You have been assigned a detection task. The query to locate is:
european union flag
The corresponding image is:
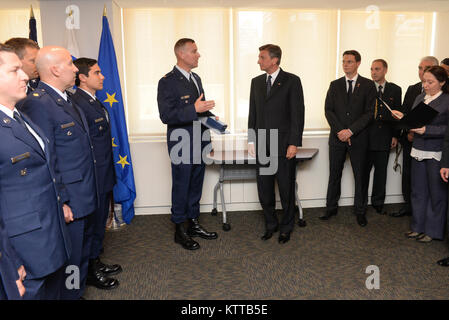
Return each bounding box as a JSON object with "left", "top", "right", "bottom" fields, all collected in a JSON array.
[
  {"left": 29, "top": 5, "right": 37, "bottom": 43},
  {"left": 97, "top": 14, "right": 136, "bottom": 224}
]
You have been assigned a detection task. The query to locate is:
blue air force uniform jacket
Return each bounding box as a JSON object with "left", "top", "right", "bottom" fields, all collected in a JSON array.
[
  {"left": 71, "top": 89, "right": 115, "bottom": 195},
  {"left": 0, "top": 110, "right": 71, "bottom": 280},
  {"left": 19, "top": 82, "right": 99, "bottom": 219},
  {"left": 157, "top": 66, "right": 214, "bottom": 161}
]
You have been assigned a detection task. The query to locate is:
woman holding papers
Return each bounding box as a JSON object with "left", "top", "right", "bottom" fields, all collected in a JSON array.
[{"left": 404, "top": 66, "right": 449, "bottom": 243}]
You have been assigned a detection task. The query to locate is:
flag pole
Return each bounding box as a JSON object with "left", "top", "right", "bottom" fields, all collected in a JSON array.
[{"left": 30, "top": 5, "right": 35, "bottom": 19}]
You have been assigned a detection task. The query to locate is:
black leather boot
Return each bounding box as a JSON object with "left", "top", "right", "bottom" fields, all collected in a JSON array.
[
  {"left": 175, "top": 222, "right": 200, "bottom": 250},
  {"left": 187, "top": 218, "right": 218, "bottom": 240}
]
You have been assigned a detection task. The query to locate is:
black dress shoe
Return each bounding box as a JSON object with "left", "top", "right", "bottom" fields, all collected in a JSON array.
[
  {"left": 261, "top": 231, "right": 274, "bottom": 241},
  {"left": 187, "top": 218, "right": 218, "bottom": 240},
  {"left": 175, "top": 223, "right": 200, "bottom": 250},
  {"left": 86, "top": 269, "right": 119, "bottom": 290},
  {"left": 356, "top": 215, "right": 367, "bottom": 227},
  {"left": 91, "top": 258, "right": 122, "bottom": 276},
  {"left": 389, "top": 208, "right": 411, "bottom": 217},
  {"left": 437, "top": 256, "right": 449, "bottom": 267},
  {"left": 372, "top": 205, "right": 386, "bottom": 215},
  {"left": 319, "top": 209, "right": 337, "bottom": 220},
  {"left": 278, "top": 232, "right": 290, "bottom": 244}
]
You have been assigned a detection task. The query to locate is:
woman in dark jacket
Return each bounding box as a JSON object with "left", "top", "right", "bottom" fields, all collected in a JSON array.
[{"left": 405, "top": 66, "right": 449, "bottom": 243}]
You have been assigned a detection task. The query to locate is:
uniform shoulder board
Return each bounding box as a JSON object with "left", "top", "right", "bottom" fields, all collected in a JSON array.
[
  {"left": 30, "top": 89, "right": 46, "bottom": 98},
  {"left": 164, "top": 71, "right": 175, "bottom": 78}
]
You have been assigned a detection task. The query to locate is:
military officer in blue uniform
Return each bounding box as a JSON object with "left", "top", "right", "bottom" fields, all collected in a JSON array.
[
  {"left": 4, "top": 38, "right": 40, "bottom": 95},
  {"left": 0, "top": 44, "right": 71, "bottom": 299},
  {"left": 158, "top": 38, "right": 218, "bottom": 250},
  {"left": 19, "top": 46, "right": 98, "bottom": 300},
  {"left": 72, "top": 57, "right": 120, "bottom": 290}
]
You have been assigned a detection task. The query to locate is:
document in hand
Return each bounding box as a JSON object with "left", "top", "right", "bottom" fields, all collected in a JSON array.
[
  {"left": 199, "top": 116, "right": 229, "bottom": 134},
  {"left": 398, "top": 101, "right": 439, "bottom": 129}
]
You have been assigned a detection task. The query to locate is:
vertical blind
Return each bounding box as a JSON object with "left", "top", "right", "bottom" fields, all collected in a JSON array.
[{"left": 122, "top": 8, "right": 434, "bottom": 135}]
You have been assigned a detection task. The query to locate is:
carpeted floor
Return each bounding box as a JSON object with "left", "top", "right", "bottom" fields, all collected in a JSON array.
[{"left": 84, "top": 204, "right": 449, "bottom": 300}]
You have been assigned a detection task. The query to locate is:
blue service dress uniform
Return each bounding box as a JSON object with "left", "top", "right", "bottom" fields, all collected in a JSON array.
[
  {"left": 0, "top": 218, "right": 21, "bottom": 300},
  {"left": 71, "top": 88, "right": 115, "bottom": 260},
  {"left": 19, "top": 82, "right": 98, "bottom": 300},
  {"left": 157, "top": 66, "right": 214, "bottom": 224},
  {"left": 0, "top": 109, "right": 71, "bottom": 299}
]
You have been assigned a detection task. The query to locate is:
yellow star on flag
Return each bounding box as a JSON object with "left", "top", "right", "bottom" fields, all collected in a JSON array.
[
  {"left": 112, "top": 137, "right": 118, "bottom": 147},
  {"left": 104, "top": 92, "right": 118, "bottom": 107},
  {"left": 117, "top": 154, "right": 130, "bottom": 169}
]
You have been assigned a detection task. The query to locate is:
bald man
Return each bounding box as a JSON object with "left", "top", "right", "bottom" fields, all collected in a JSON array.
[{"left": 19, "top": 46, "right": 101, "bottom": 299}]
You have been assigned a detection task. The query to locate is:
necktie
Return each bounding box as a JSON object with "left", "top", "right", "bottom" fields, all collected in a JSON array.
[
  {"left": 267, "top": 75, "right": 272, "bottom": 96},
  {"left": 13, "top": 111, "right": 43, "bottom": 151},
  {"left": 189, "top": 74, "right": 199, "bottom": 100},
  {"left": 66, "top": 95, "right": 84, "bottom": 128},
  {"left": 347, "top": 80, "right": 353, "bottom": 101},
  {"left": 378, "top": 85, "right": 383, "bottom": 100},
  {"left": 96, "top": 99, "right": 110, "bottom": 123}
]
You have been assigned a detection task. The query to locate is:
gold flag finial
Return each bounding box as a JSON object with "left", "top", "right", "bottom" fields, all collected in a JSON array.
[
  {"left": 30, "top": 5, "right": 35, "bottom": 18},
  {"left": 103, "top": 5, "right": 107, "bottom": 17}
]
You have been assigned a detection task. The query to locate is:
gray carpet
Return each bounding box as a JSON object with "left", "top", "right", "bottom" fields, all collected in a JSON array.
[{"left": 84, "top": 204, "right": 449, "bottom": 300}]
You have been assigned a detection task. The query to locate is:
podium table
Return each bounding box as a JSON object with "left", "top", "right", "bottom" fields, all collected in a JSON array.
[{"left": 206, "top": 148, "right": 318, "bottom": 231}]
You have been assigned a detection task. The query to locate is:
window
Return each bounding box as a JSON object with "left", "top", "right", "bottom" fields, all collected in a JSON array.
[
  {"left": 123, "top": 7, "right": 436, "bottom": 136},
  {"left": 0, "top": 9, "right": 42, "bottom": 45}
]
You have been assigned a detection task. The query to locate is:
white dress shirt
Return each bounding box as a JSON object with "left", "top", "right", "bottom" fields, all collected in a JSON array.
[
  {"left": 0, "top": 104, "right": 45, "bottom": 151},
  {"left": 176, "top": 65, "right": 200, "bottom": 94}
]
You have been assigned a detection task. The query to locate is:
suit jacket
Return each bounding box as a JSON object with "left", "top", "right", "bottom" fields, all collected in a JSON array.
[
  {"left": 248, "top": 68, "right": 305, "bottom": 155},
  {"left": 325, "top": 75, "right": 377, "bottom": 147},
  {"left": 157, "top": 66, "right": 214, "bottom": 162},
  {"left": 0, "top": 218, "right": 20, "bottom": 299},
  {"left": 0, "top": 109, "right": 71, "bottom": 280},
  {"left": 71, "top": 89, "right": 115, "bottom": 195},
  {"left": 19, "top": 82, "right": 99, "bottom": 219},
  {"left": 368, "top": 81, "right": 402, "bottom": 151},
  {"left": 411, "top": 92, "right": 449, "bottom": 153}
]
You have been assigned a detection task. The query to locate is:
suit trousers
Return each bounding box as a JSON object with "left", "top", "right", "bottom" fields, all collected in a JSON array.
[
  {"left": 170, "top": 162, "right": 205, "bottom": 224},
  {"left": 90, "top": 191, "right": 112, "bottom": 260},
  {"left": 256, "top": 156, "right": 296, "bottom": 234},
  {"left": 366, "top": 150, "right": 390, "bottom": 207},
  {"left": 401, "top": 139, "right": 412, "bottom": 211},
  {"left": 326, "top": 143, "right": 368, "bottom": 215},
  {"left": 23, "top": 265, "right": 65, "bottom": 300},
  {"left": 61, "top": 212, "right": 95, "bottom": 300},
  {"left": 410, "top": 158, "right": 448, "bottom": 240}
]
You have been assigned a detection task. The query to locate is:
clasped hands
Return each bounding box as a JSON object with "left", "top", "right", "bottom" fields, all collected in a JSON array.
[
  {"left": 247, "top": 144, "right": 297, "bottom": 159},
  {"left": 337, "top": 129, "right": 353, "bottom": 145}
]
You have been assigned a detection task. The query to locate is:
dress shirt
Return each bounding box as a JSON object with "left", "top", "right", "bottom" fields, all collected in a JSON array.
[
  {"left": 0, "top": 104, "right": 45, "bottom": 151},
  {"left": 345, "top": 74, "right": 359, "bottom": 93},
  {"left": 266, "top": 67, "right": 280, "bottom": 86},
  {"left": 41, "top": 81, "right": 68, "bottom": 101},
  {"left": 175, "top": 65, "right": 200, "bottom": 94}
]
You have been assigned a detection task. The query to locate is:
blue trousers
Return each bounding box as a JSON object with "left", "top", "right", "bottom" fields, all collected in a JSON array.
[
  {"left": 170, "top": 163, "right": 205, "bottom": 224},
  {"left": 411, "top": 158, "right": 448, "bottom": 240},
  {"left": 90, "top": 192, "right": 111, "bottom": 260}
]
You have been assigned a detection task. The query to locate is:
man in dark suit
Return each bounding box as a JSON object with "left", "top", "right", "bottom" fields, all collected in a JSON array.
[
  {"left": 365, "top": 59, "right": 402, "bottom": 215},
  {"left": 391, "top": 56, "right": 439, "bottom": 218},
  {"left": 321, "top": 50, "right": 376, "bottom": 227},
  {"left": 20, "top": 46, "right": 98, "bottom": 300},
  {"left": 72, "top": 58, "right": 120, "bottom": 290},
  {"left": 0, "top": 44, "right": 71, "bottom": 299},
  {"left": 158, "top": 38, "right": 218, "bottom": 251},
  {"left": 247, "top": 44, "right": 304, "bottom": 244},
  {"left": 4, "top": 38, "right": 40, "bottom": 94}
]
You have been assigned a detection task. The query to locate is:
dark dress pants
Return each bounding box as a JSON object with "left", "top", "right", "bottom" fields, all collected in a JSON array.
[
  {"left": 61, "top": 212, "right": 95, "bottom": 300},
  {"left": 171, "top": 162, "right": 206, "bottom": 224},
  {"left": 326, "top": 143, "right": 368, "bottom": 215},
  {"left": 90, "top": 191, "right": 111, "bottom": 260},
  {"left": 257, "top": 156, "right": 296, "bottom": 234},
  {"left": 401, "top": 139, "right": 412, "bottom": 211},
  {"left": 366, "top": 150, "right": 390, "bottom": 208},
  {"left": 410, "top": 158, "right": 448, "bottom": 240},
  {"left": 23, "top": 265, "right": 65, "bottom": 300}
]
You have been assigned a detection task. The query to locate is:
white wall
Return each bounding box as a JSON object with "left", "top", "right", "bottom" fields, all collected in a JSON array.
[{"left": 36, "top": 0, "right": 405, "bottom": 216}]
